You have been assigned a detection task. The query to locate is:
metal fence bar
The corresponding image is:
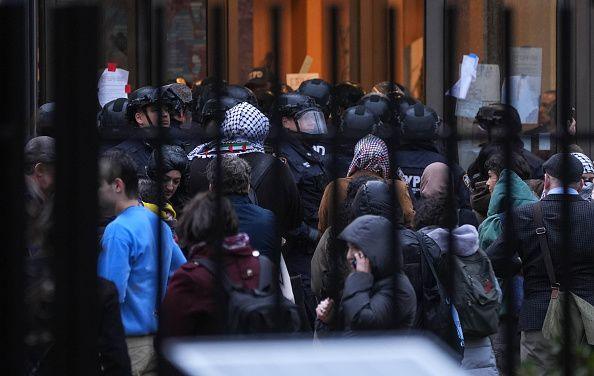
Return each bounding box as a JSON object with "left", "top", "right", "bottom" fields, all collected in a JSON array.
[
  {"left": 557, "top": 2, "right": 573, "bottom": 374},
  {"left": 52, "top": 5, "right": 99, "bottom": 374},
  {"left": 502, "top": 8, "right": 518, "bottom": 375},
  {"left": 153, "top": 5, "right": 166, "bottom": 372},
  {"left": 0, "top": 5, "right": 26, "bottom": 375}
]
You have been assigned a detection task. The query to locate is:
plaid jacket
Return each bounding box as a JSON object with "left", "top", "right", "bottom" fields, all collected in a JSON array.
[{"left": 487, "top": 194, "right": 594, "bottom": 331}]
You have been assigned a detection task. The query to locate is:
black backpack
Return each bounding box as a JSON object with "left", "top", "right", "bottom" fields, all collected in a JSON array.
[
  {"left": 410, "top": 231, "right": 464, "bottom": 357},
  {"left": 198, "top": 257, "right": 302, "bottom": 334},
  {"left": 449, "top": 249, "right": 501, "bottom": 338}
]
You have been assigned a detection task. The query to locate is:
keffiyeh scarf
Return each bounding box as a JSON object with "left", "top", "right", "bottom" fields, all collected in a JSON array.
[
  {"left": 347, "top": 134, "right": 390, "bottom": 178},
  {"left": 188, "top": 102, "right": 270, "bottom": 160}
]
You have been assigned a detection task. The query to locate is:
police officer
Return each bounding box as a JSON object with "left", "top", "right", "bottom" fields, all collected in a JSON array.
[
  {"left": 224, "top": 84, "right": 258, "bottom": 108},
  {"left": 98, "top": 98, "right": 128, "bottom": 154},
  {"left": 273, "top": 92, "right": 330, "bottom": 322},
  {"left": 159, "top": 83, "right": 200, "bottom": 151},
  {"left": 393, "top": 102, "right": 471, "bottom": 208},
  {"left": 108, "top": 86, "right": 171, "bottom": 177},
  {"left": 467, "top": 103, "right": 544, "bottom": 186},
  {"left": 371, "top": 81, "right": 411, "bottom": 102},
  {"left": 298, "top": 79, "right": 335, "bottom": 165}
]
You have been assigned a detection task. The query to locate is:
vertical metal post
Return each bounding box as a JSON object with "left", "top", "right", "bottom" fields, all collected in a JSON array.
[
  {"left": 425, "top": 0, "right": 445, "bottom": 117},
  {"left": 557, "top": 2, "right": 573, "bottom": 374},
  {"left": 502, "top": 9, "right": 518, "bottom": 375},
  {"left": 52, "top": 5, "right": 99, "bottom": 375},
  {"left": 388, "top": 7, "right": 397, "bottom": 84},
  {"left": 0, "top": 5, "right": 26, "bottom": 375}
]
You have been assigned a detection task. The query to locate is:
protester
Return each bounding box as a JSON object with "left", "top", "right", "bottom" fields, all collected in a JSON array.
[
  {"left": 315, "top": 215, "right": 416, "bottom": 335},
  {"left": 97, "top": 150, "right": 186, "bottom": 375},
  {"left": 318, "top": 134, "right": 415, "bottom": 232},
  {"left": 419, "top": 162, "right": 478, "bottom": 227},
  {"left": 141, "top": 144, "right": 189, "bottom": 221},
  {"left": 206, "top": 155, "right": 281, "bottom": 263},
  {"left": 487, "top": 153, "right": 594, "bottom": 373},
  {"left": 416, "top": 197, "right": 501, "bottom": 375},
  {"left": 570, "top": 152, "right": 594, "bottom": 201},
  {"left": 187, "top": 102, "right": 302, "bottom": 236},
  {"left": 160, "top": 192, "right": 279, "bottom": 337}
]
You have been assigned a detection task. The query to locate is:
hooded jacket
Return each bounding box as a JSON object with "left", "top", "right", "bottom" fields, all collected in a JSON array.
[
  {"left": 478, "top": 170, "right": 538, "bottom": 250},
  {"left": 332, "top": 215, "right": 417, "bottom": 333}
]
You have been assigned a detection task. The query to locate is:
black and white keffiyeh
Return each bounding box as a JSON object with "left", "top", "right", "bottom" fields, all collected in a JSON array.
[
  {"left": 188, "top": 102, "right": 270, "bottom": 160},
  {"left": 571, "top": 152, "right": 594, "bottom": 175},
  {"left": 347, "top": 134, "right": 390, "bottom": 178}
]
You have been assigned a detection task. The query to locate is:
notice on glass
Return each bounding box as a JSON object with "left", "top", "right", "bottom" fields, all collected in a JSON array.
[
  {"left": 98, "top": 67, "right": 129, "bottom": 108},
  {"left": 502, "top": 75, "right": 541, "bottom": 124},
  {"left": 510, "top": 47, "right": 542, "bottom": 77},
  {"left": 455, "top": 64, "right": 501, "bottom": 119},
  {"left": 447, "top": 54, "right": 479, "bottom": 100}
]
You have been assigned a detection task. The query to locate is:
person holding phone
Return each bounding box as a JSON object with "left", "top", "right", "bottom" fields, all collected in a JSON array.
[{"left": 315, "top": 215, "right": 416, "bottom": 335}]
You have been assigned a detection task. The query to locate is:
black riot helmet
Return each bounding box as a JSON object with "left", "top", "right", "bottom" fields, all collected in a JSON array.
[
  {"left": 274, "top": 92, "right": 327, "bottom": 136},
  {"left": 298, "top": 79, "right": 332, "bottom": 113},
  {"left": 191, "top": 77, "right": 227, "bottom": 123},
  {"left": 330, "top": 81, "right": 365, "bottom": 118},
  {"left": 125, "top": 86, "right": 158, "bottom": 124},
  {"left": 340, "top": 105, "right": 382, "bottom": 142},
  {"left": 201, "top": 96, "right": 241, "bottom": 124},
  {"left": 99, "top": 98, "right": 129, "bottom": 130},
  {"left": 358, "top": 93, "right": 396, "bottom": 125},
  {"left": 400, "top": 102, "right": 439, "bottom": 142},
  {"left": 371, "top": 81, "right": 411, "bottom": 102},
  {"left": 474, "top": 103, "right": 522, "bottom": 139},
  {"left": 159, "top": 83, "right": 193, "bottom": 117},
  {"left": 224, "top": 85, "right": 258, "bottom": 107}
]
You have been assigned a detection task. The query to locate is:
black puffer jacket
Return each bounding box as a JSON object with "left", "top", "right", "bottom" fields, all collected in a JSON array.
[{"left": 333, "top": 215, "right": 417, "bottom": 333}]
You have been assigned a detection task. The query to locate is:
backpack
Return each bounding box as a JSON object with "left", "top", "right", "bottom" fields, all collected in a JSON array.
[
  {"left": 449, "top": 249, "right": 501, "bottom": 338},
  {"left": 197, "top": 257, "right": 302, "bottom": 334},
  {"left": 411, "top": 231, "right": 465, "bottom": 357}
]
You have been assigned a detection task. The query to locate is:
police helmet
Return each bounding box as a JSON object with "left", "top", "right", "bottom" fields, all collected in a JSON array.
[
  {"left": 223, "top": 85, "right": 257, "bottom": 108},
  {"left": 474, "top": 103, "right": 522, "bottom": 136},
  {"left": 372, "top": 81, "right": 411, "bottom": 102},
  {"left": 358, "top": 93, "right": 396, "bottom": 125},
  {"left": 99, "top": 98, "right": 128, "bottom": 130},
  {"left": 201, "top": 96, "right": 242, "bottom": 124},
  {"left": 400, "top": 103, "right": 439, "bottom": 141},
  {"left": 159, "top": 83, "right": 193, "bottom": 117},
  {"left": 298, "top": 79, "right": 332, "bottom": 111},
  {"left": 274, "top": 92, "right": 327, "bottom": 135},
  {"left": 330, "top": 81, "right": 365, "bottom": 118},
  {"left": 125, "top": 86, "right": 158, "bottom": 123},
  {"left": 341, "top": 105, "right": 382, "bottom": 141}
]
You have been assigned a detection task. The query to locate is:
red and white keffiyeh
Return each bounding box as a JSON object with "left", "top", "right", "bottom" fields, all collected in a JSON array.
[{"left": 347, "top": 134, "right": 390, "bottom": 178}]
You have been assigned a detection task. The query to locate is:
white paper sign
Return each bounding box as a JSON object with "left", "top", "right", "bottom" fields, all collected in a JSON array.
[
  {"left": 447, "top": 54, "right": 479, "bottom": 99},
  {"left": 455, "top": 64, "right": 501, "bottom": 118},
  {"left": 510, "top": 47, "right": 542, "bottom": 77},
  {"left": 286, "top": 73, "right": 319, "bottom": 91},
  {"left": 502, "top": 75, "right": 541, "bottom": 124},
  {"left": 98, "top": 67, "right": 129, "bottom": 108}
]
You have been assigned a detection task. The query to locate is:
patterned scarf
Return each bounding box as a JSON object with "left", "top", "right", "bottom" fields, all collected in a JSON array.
[
  {"left": 188, "top": 102, "right": 269, "bottom": 160},
  {"left": 347, "top": 134, "right": 390, "bottom": 179}
]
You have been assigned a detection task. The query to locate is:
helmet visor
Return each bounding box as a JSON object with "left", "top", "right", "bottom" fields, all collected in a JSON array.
[{"left": 295, "top": 109, "right": 327, "bottom": 135}]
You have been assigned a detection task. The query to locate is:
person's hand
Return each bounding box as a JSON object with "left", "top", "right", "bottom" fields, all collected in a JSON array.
[
  {"left": 316, "top": 298, "right": 334, "bottom": 324},
  {"left": 354, "top": 252, "right": 371, "bottom": 273}
]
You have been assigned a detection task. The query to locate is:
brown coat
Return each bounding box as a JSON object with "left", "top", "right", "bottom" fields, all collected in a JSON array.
[{"left": 317, "top": 170, "right": 415, "bottom": 233}]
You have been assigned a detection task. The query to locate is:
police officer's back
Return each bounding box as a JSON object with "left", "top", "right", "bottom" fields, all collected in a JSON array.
[{"left": 394, "top": 103, "right": 471, "bottom": 209}]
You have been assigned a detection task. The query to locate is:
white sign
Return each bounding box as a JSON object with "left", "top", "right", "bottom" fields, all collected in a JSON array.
[
  {"left": 502, "top": 75, "right": 541, "bottom": 124},
  {"left": 510, "top": 47, "right": 542, "bottom": 77},
  {"left": 447, "top": 53, "right": 479, "bottom": 99},
  {"left": 98, "top": 67, "right": 129, "bottom": 108},
  {"left": 456, "top": 64, "right": 501, "bottom": 118},
  {"left": 286, "top": 73, "right": 319, "bottom": 91}
]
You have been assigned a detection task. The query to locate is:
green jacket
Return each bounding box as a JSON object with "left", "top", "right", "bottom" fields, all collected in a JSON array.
[{"left": 478, "top": 170, "right": 538, "bottom": 250}]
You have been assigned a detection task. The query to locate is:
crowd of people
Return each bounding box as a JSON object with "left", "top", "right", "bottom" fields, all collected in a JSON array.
[{"left": 23, "top": 75, "right": 594, "bottom": 376}]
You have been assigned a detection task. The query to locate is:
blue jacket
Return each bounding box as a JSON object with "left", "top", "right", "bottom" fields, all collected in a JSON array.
[
  {"left": 98, "top": 206, "right": 186, "bottom": 335},
  {"left": 229, "top": 195, "right": 281, "bottom": 264}
]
